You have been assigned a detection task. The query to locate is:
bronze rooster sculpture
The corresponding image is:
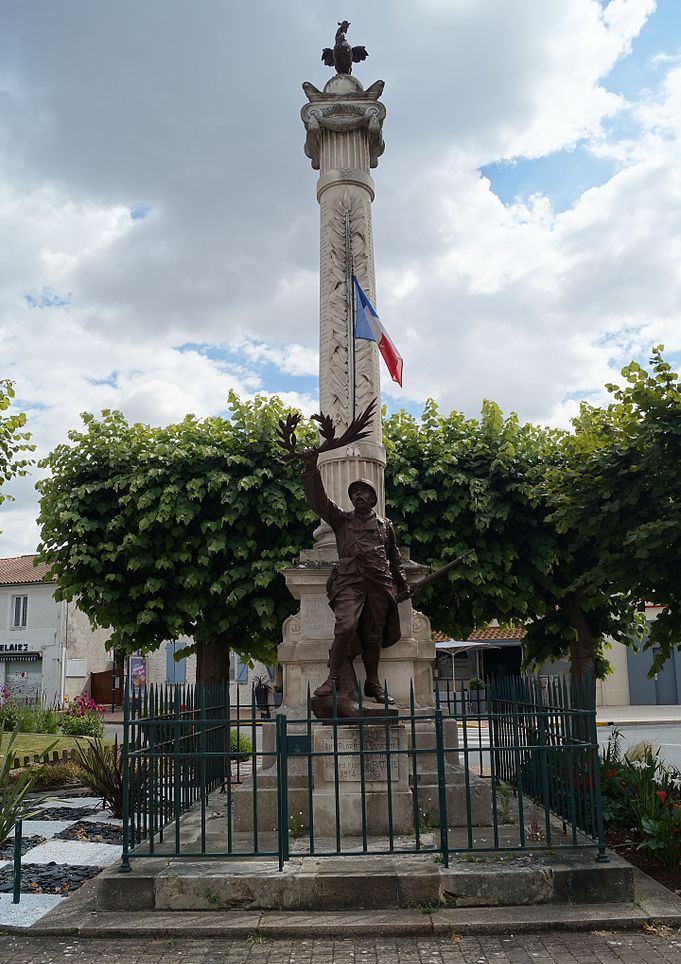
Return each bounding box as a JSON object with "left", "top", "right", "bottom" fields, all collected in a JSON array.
[{"left": 322, "top": 21, "right": 368, "bottom": 75}]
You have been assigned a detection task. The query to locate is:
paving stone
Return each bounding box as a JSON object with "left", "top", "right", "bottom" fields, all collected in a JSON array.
[
  {"left": 0, "top": 892, "right": 65, "bottom": 929},
  {"left": 7, "top": 820, "right": 76, "bottom": 839},
  {"left": 2, "top": 933, "right": 681, "bottom": 963},
  {"left": 23, "top": 840, "right": 121, "bottom": 867}
]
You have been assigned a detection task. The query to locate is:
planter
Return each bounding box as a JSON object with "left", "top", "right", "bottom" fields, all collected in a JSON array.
[{"left": 254, "top": 686, "right": 271, "bottom": 711}]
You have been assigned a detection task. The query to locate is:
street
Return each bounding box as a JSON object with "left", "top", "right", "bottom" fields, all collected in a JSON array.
[{"left": 597, "top": 724, "right": 681, "bottom": 772}]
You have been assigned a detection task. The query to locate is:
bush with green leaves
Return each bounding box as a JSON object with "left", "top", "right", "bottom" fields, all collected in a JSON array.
[
  {"left": 230, "top": 729, "right": 252, "bottom": 758},
  {"left": 600, "top": 730, "right": 681, "bottom": 870},
  {"left": 60, "top": 712, "right": 104, "bottom": 738},
  {"left": 0, "top": 693, "right": 60, "bottom": 734}
]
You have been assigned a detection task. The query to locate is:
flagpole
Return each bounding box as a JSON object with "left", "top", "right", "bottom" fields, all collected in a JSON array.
[{"left": 345, "top": 210, "right": 356, "bottom": 422}]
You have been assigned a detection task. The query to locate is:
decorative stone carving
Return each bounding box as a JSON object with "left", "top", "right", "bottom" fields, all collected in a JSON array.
[{"left": 301, "top": 77, "right": 386, "bottom": 171}]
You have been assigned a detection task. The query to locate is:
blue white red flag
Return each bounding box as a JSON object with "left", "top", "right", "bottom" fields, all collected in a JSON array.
[{"left": 353, "top": 276, "right": 403, "bottom": 387}]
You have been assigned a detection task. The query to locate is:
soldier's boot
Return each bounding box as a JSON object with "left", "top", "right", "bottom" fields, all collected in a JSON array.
[
  {"left": 313, "top": 646, "right": 348, "bottom": 699},
  {"left": 362, "top": 643, "right": 395, "bottom": 704}
]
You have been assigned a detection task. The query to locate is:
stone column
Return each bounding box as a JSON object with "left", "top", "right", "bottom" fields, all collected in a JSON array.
[
  {"left": 301, "top": 74, "right": 387, "bottom": 547},
  {"left": 276, "top": 73, "right": 434, "bottom": 716}
]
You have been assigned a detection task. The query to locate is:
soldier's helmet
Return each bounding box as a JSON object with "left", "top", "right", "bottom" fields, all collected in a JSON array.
[{"left": 348, "top": 478, "right": 378, "bottom": 503}]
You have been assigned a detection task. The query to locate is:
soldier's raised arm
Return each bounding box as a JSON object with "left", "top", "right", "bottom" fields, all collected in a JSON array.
[{"left": 301, "top": 452, "right": 344, "bottom": 529}]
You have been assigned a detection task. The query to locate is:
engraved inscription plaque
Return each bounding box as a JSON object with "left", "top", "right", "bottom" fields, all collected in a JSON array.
[
  {"left": 301, "top": 594, "right": 336, "bottom": 638},
  {"left": 315, "top": 726, "right": 400, "bottom": 783}
]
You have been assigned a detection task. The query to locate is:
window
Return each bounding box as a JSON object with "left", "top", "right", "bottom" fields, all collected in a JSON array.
[{"left": 12, "top": 595, "right": 28, "bottom": 629}]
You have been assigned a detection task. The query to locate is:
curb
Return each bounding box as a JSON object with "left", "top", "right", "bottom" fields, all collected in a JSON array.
[{"left": 597, "top": 720, "right": 681, "bottom": 728}]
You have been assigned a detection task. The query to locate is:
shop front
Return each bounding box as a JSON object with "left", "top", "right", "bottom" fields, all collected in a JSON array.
[{"left": 0, "top": 641, "right": 43, "bottom": 699}]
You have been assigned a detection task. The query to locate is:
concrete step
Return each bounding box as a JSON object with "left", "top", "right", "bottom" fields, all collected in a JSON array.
[
  {"left": 96, "top": 849, "right": 634, "bottom": 912},
  {"left": 24, "top": 868, "right": 681, "bottom": 938}
]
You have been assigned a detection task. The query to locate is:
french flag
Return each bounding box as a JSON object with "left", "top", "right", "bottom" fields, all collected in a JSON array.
[{"left": 353, "top": 276, "right": 404, "bottom": 387}]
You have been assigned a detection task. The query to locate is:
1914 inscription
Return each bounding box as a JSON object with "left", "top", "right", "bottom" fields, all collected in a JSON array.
[{"left": 315, "top": 726, "right": 400, "bottom": 783}]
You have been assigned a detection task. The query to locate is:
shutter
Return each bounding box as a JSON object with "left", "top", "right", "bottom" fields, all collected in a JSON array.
[
  {"left": 236, "top": 656, "right": 248, "bottom": 684},
  {"left": 175, "top": 650, "right": 186, "bottom": 684},
  {"left": 166, "top": 642, "right": 176, "bottom": 683}
]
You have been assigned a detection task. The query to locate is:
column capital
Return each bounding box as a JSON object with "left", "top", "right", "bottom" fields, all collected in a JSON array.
[{"left": 301, "top": 75, "right": 386, "bottom": 171}]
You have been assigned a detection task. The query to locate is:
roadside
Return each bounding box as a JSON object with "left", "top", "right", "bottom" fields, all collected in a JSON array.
[{"left": 598, "top": 705, "right": 681, "bottom": 726}]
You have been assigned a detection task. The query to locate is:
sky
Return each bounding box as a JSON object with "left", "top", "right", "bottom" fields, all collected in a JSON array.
[{"left": 1, "top": 0, "right": 680, "bottom": 557}]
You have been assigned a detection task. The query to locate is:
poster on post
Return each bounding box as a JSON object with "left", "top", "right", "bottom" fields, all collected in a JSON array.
[{"left": 129, "top": 655, "right": 147, "bottom": 695}]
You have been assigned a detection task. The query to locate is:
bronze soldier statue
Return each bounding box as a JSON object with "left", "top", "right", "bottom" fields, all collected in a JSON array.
[
  {"left": 301, "top": 452, "right": 411, "bottom": 707},
  {"left": 277, "top": 399, "right": 470, "bottom": 717}
]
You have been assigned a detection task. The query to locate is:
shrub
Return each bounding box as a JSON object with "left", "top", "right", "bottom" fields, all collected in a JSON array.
[
  {"left": 60, "top": 711, "right": 104, "bottom": 738},
  {"left": 600, "top": 729, "right": 681, "bottom": 869},
  {"left": 9, "top": 762, "right": 82, "bottom": 790},
  {"left": 60, "top": 694, "right": 105, "bottom": 737},
  {"left": 230, "top": 729, "right": 252, "bottom": 757},
  {"left": 0, "top": 692, "right": 60, "bottom": 734},
  {"left": 72, "top": 737, "right": 125, "bottom": 818}
]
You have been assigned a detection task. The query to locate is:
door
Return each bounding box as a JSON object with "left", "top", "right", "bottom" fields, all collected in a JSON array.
[
  {"left": 654, "top": 648, "right": 678, "bottom": 704},
  {"left": 5, "top": 659, "right": 43, "bottom": 700}
]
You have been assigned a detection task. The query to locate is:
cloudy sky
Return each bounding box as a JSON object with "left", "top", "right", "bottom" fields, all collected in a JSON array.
[{"left": 1, "top": 0, "right": 680, "bottom": 557}]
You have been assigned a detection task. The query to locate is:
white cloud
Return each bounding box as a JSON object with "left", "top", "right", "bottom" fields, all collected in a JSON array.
[{"left": 2, "top": 0, "right": 679, "bottom": 555}]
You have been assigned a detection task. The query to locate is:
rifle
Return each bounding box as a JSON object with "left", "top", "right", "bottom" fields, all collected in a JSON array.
[{"left": 409, "top": 550, "right": 474, "bottom": 597}]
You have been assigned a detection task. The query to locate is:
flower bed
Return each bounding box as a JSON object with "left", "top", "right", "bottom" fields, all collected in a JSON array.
[
  {"left": 601, "top": 730, "right": 681, "bottom": 891},
  {"left": 0, "top": 690, "right": 105, "bottom": 739}
]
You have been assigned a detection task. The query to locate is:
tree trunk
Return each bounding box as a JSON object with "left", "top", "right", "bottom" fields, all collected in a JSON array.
[
  {"left": 196, "top": 634, "right": 231, "bottom": 686},
  {"left": 561, "top": 593, "right": 596, "bottom": 687}
]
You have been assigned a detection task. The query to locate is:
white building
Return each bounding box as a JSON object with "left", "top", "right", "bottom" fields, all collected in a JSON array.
[{"left": 0, "top": 554, "right": 112, "bottom": 704}]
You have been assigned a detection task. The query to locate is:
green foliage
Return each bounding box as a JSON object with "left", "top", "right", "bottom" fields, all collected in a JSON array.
[
  {"left": 37, "top": 392, "right": 317, "bottom": 673},
  {"left": 9, "top": 762, "right": 82, "bottom": 789},
  {"left": 600, "top": 731, "right": 681, "bottom": 871},
  {"left": 0, "top": 726, "right": 55, "bottom": 845},
  {"left": 59, "top": 711, "right": 104, "bottom": 738},
  {"left": 383, "top": 399, "right": 559, "bottom": 646},
  {"left": 72, "top": 737, "right": 126, "bottom": 818},
  {"left": 230, "top": 729, "right": 252, "bottom": 757},
  {"left": 0, "top": 697, "right": 59, "bottom": 734},
  {"left": 0, "top": 380, "right": 34, "bottom": 526},
  {"left": 542, "top": 346, "right": 681, "bottom": 672}
]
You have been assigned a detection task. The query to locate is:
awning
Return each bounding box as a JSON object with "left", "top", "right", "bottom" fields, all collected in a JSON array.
[
  {"left": 0, "top": 653, "right": 41, "bottom": 662},
  {"left": 435, "top": 641, "right": 502, "bottom": 654}
]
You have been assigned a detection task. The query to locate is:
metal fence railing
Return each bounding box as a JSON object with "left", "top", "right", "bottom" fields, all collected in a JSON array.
[{"left": 120, "top": 674, "right": 606, "bottom": 872}]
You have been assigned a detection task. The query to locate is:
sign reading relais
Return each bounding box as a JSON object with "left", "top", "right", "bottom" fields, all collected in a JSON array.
[{"left": 0, "top": 642, "right": 31, "bottom": 654}]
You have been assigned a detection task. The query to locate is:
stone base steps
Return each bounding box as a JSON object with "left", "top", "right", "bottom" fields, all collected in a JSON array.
[{"left": 96, "top": 849, "right": 634, "bottom": 912}]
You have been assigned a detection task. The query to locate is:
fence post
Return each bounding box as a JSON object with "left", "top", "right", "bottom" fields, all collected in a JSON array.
[
  {"left": 12, "top": 818, "right": 22, "bottom": 903},
  {"left": 276, "top": 713, "right": 289, "bottom": 871},
  {"left": 434, "top": 707, "right": 449, "bottom": 867},
  {"left": 120, "top": 681, "right": 131, "bottom": 873}
]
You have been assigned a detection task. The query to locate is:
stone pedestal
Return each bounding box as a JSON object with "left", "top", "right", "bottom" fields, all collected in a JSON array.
[{"left": 312, "top": 723, "right": 412, "bottom": 835}]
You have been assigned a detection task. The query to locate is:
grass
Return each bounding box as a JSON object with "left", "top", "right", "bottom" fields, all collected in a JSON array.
[{"left": 0, "top": 732, "right": 108, "bottom": 762}]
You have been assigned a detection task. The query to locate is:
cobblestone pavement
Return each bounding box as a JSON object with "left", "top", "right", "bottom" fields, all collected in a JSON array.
[{"left": 1, "top": 932, "right": 681, "bottom": 964}]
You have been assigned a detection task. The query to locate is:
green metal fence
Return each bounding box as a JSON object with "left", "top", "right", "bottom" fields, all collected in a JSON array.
[{"left": 121, "top": 674, "right": 606, "bottom": 872}]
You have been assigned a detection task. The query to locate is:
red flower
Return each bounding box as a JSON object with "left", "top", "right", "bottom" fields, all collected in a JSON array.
[
  {"left": 657, "top": 790, "right": 668, "bottom": 804},
  {"left": 607, "top": 769, "right": 617, "bottom": 778},
  {"left": 620, "top": 780, "right": 627, "bottom": 788}
]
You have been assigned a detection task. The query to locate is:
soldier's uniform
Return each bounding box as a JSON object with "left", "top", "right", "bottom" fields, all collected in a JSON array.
[{"left": 302, "top": 467, "right": 409, "bottom": 701}]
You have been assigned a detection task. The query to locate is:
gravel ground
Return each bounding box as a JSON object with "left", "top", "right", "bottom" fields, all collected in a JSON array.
[{"left": 2, "top": 932, "right": 681, "bottom": 964}]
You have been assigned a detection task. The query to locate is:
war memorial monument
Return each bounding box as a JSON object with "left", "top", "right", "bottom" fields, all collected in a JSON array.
[{"left": 101, "top": 28, "right": 620, "bottom": 916}]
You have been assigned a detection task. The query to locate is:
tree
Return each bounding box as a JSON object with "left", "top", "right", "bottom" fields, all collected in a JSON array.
[
  {"left": 382, "top": 396, "right": 645, "bottom": 682},
  {"left": 543, "top": 347, "right": 681, "bottom": 674},
  {"left": 37, "top": 393, "right": 316, "bottom": 684},
  {"left": 0, "top": 379, "right": 34, "bottom": 527}
]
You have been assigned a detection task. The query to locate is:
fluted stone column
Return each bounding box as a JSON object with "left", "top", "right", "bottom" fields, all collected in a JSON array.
[
  {"left": 302, "top": 74, "right": 387, "bottom": 547},
  {"left": 275, "top": 72, "right": 433, "bottom": 716}
]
